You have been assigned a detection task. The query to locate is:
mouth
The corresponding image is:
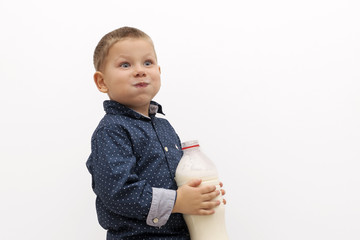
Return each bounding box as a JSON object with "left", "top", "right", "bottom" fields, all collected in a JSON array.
[{"left": 134, "top": 82, "right": 149, "bottom": 88}]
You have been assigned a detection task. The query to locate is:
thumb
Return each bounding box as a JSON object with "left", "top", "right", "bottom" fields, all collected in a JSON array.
[{"left": 187, "top": 178, "right": 202, "bottom": 187}]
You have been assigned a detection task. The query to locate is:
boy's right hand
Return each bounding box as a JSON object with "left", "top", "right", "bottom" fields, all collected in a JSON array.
[{"left": 172, "top": 179, "right": 221, "bottom": 215}]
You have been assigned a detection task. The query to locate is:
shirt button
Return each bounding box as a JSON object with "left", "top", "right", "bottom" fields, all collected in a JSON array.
[
  {"left": 164, "top": 147, "right": 168, "bottom": 152},
  {"left": 153, "top": 218, "right": 159, "bottom": 223}
]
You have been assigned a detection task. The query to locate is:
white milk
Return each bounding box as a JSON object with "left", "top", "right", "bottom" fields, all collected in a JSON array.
[{"left": 175, "top": 140, "right": 229, "bottom": 240}]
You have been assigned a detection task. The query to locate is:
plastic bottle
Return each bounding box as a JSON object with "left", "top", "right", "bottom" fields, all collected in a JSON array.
[{"left": 175, "top": 140, "right": 229, "bottom": 240}]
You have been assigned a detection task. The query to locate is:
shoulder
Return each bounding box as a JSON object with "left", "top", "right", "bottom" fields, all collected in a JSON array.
[{"left": 92, "top": 114, "right": 133, "bottom": 139}]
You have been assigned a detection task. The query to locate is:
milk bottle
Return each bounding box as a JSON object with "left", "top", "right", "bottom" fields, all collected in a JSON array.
[{"left": 175, "top": 140, "right": 229, "bottom": 240}]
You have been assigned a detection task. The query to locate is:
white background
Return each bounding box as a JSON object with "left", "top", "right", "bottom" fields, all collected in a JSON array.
[{"left": 1, "top": 0, "right": 359, "bottom": 239}]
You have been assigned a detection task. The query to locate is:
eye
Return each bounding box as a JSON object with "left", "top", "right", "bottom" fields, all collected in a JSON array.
[
  {"left": 144, "top": 60, "right": 153, "bottom": 66},
  {"left": 120, "top": 62, "right": 130, "bottom": 68}
]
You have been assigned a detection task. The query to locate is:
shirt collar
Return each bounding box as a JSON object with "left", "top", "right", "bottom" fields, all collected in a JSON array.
[{"left": 103, "top": 100, "right": 165, "bottom": 119}]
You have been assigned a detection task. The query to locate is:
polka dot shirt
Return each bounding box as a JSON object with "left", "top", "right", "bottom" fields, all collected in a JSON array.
[{"left": 86, "top": 100, "right": 190, "bottom": 239}]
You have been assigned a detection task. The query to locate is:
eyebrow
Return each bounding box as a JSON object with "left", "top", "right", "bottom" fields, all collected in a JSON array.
[
  {"left": 114, "top": 53, "right": 156, "bottom": 62},
  {"left": 113, "top": 55, "right": 130, "bottom": 62}
]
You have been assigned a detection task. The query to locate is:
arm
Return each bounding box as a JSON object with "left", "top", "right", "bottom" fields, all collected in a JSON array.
[
  {"left": 146, "top": 188, "right": 176, "bottom": 226},
  {"left": 89, "top": 127, "right": 153, "bottom": 220}
]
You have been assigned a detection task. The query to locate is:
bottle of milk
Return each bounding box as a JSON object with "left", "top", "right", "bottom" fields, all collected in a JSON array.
[{"left": 175, "top": 140, "right": 229, "bottom": 240}]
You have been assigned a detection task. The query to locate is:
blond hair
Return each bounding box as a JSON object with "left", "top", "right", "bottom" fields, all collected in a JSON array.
[{"left": 93, "top": 26, "right": 152, "bottom": 71}]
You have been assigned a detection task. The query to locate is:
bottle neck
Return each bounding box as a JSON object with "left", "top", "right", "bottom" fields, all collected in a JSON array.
[
  {"left": 181, "top": 144, "right": 200, "bottom": 150},
  {"left": 181, "top": 140, "right": 200, "bottom": 151}
]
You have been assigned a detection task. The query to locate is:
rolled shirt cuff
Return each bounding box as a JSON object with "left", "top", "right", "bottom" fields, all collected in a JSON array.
[{"left": 146, "top": 188, "right": 176, "bottom": 227}]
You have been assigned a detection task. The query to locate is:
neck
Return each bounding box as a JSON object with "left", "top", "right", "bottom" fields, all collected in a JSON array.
[{"left": 129, "top": 103, "right": 150, "bottom": 117}]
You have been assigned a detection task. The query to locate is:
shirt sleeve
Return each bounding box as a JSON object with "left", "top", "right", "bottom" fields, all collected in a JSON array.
[
  {"left": 146, "top": 188, "right": 176, "bottom": 227},
  {"left": 88, "top": 126, "right": 153, "bottom": 220}
]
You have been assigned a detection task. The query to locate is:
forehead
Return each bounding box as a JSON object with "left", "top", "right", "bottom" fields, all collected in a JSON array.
[{"left": 108, "top": 38, "right": 156, "bottom": 58}]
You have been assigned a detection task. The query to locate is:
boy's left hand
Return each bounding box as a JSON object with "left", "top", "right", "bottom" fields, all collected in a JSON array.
[{"left": 219, "top": 181, "right": 227, "bottom": 205}]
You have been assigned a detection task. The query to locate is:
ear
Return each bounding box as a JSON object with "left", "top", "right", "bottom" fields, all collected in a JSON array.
[{"left": 94, "top": 71, "right": 108, "bottom": 93}]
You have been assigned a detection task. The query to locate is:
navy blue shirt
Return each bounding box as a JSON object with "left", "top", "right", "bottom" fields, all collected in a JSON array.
[{"left": 87, "top": 100, "right": 190, "bottom": 240}]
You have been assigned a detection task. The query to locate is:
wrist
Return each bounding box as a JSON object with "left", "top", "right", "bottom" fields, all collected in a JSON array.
[{"left": 172, "top": 190, "right": 180, "bottom": 213}]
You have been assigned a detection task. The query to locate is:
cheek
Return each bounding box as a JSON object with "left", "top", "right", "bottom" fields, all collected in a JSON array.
[
  {"left": 155, "top": 77, "right": 161, "bottom": 88},
  {"left": 155, "top": 74, "right": 161, "bottom": 85},
  {"left": 110, "top": 72, "right": 129, "bottom": 84},
  {"left": 150, "top": 68, "right": 161, "bottom": 78},
  {"left": 153, "top": 77, "right": 161, "bottom": 91}
]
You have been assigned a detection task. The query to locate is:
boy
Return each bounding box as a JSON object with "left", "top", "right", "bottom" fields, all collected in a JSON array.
[{"left": 86, "top": 27, "right": 224, "bottom": 239}]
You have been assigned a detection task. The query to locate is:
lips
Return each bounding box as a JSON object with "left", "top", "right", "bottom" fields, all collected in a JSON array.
[{"left": 134, "top": 82, "right": 149, "bottom": 88}]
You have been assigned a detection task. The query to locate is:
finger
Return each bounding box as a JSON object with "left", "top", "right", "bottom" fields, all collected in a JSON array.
[
  {"left": 221, "top": 189, "right": 226, "bottom": 196},
  {"left": 187, "top": 179, "right": 202, "bottom": 187},
  {"left": 223, "top": 198, "right": 227, "bottom": 205},
  {"left": 203, "top": 190, "right": 220, "bottom": 201},
  {"left": 198, "top": 209, "right": 215, "bottom": 215},
  {"left": 219, "top": 182, "right": 223, "bottom": 188},
  {"left": 201, "top": 200, "right": 220, "bottom": 209},
  {"left": 200, "top": 184, "right": 217, "bottom": 194}
]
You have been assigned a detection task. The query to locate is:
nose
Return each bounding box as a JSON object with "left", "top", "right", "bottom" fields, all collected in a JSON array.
[{"left": 134, "top": 65, "right": 146, "bottom": 78}]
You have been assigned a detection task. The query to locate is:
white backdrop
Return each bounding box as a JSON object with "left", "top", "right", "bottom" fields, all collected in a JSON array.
[{"left": 1, "top": 0, "right": 359, "bottom": 239}]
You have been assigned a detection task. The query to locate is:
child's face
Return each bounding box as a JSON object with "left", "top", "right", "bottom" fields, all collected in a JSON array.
[{"left": 95, "top": 38, "right": 161, "bottom": 115}]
